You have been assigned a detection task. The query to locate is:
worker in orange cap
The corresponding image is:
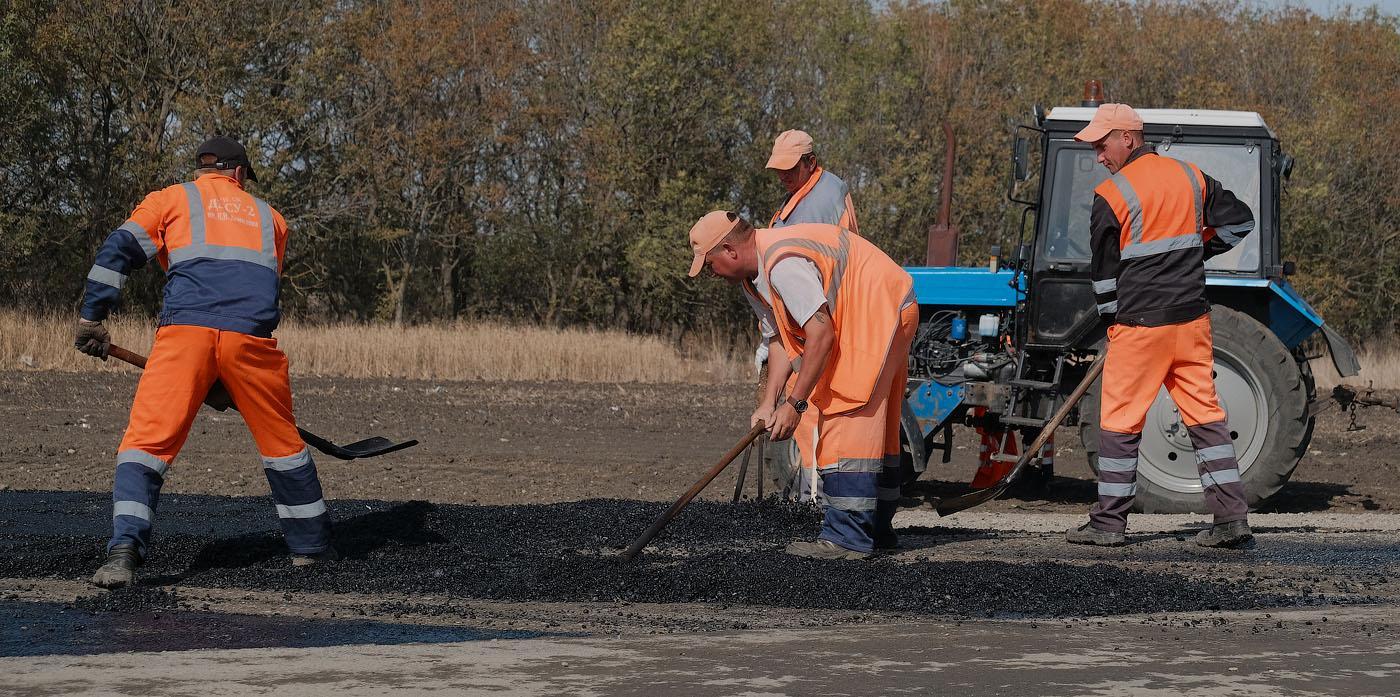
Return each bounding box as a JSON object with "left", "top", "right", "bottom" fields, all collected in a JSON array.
[
  {"left": 759, "top": 130, "right": 861, "bottom": 503},
  {"left": 688, "top": 211, "right": 915, "bottom": 559},
  {"left": 1066, "top": 104, "right": 1256, "bottom": 548},
  {"left": 77, "top": 136, "right": 337, "bottom": 588},
  {"left": 766, "top": 129, "right": 859, "bottom": 234}
]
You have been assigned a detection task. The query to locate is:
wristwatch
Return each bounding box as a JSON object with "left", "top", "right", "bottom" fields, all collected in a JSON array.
[{"left": 786, "top": 396, "right": 809, "bottom": 414}]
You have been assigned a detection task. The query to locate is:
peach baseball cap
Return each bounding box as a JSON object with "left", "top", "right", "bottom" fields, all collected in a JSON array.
[
  {"left": 687, "top": 210, "right": 745, "bottom": 277},
  {"left": 766, "top": 129, "right": 814, "bottom": 170},
  {"left": 1073, "top": 103, "right": 1144, "bottom": 143}
]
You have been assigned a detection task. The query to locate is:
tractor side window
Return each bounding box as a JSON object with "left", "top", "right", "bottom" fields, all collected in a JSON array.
[
  {"left": 1153, "top": 143, "right": 1262, "bottom": 273},
  {"left": 1043, "top": 145, "right": 1106, "bottom": 261}
]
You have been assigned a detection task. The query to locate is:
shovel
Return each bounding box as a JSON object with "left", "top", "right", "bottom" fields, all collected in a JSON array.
[
  {"left": 936, "top": 353, "right": 1106, "bottom": 516},
  {"left": 106, "top": 344, "right": 418, "bottom": 460},
  {"left": 623, "top": 422, "right": 765, "bottom": 561}
]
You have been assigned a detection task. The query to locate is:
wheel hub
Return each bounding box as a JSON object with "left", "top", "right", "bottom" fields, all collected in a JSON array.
[{"left": 1136, "top": 350, "right": 1269, "bottom": 495}]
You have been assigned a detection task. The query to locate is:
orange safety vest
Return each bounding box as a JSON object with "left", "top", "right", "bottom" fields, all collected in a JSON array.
[
  {"left": 1095, "top": 153, "right": 1205, "bottom": 263},
  {"left": 750, "top": 223, "right": 912, "bottom": 414}
]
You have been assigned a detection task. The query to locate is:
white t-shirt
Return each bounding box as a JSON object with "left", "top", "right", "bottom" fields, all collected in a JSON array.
[{"left": 747, "top": 257, "right": 829, "bottom": 342}]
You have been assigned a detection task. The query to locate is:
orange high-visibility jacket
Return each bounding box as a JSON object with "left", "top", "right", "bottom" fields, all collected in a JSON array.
[
  {"left": 752, "top": 223, "right": 912, "bottom": 414},
  {"left": 82, "top": 173, "right": 289, "bottom": 336},
  {"left": 1089, "top": 149, "right": 1253, "bottom": 327}
]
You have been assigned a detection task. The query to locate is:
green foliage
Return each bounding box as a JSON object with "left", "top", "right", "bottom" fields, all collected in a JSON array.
[{"left": 1, "top": 0, "right": 1396, "bottom": 340}]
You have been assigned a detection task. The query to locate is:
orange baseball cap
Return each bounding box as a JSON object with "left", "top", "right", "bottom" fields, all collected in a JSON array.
[
  {"left": 1073, "top": 103, "right": 1144, "bottom": 143},
  {"left": 766, "top": 129, "right": 814, "bottom": 170},
  {"left": 687, "top": 210, "right": 744, "bottom": 277}
]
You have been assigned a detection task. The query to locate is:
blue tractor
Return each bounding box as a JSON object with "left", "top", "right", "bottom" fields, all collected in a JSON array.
[{"left": 768, "top": 94, "right": 1361, "bottom": 513}]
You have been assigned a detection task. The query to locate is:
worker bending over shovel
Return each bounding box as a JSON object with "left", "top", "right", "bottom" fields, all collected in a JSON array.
[
  {"left": 687, "top": 211, "right": 916, "bottom": 559},
  {"left": 76, "top": 137, "right": 337, "bottom": 588}
]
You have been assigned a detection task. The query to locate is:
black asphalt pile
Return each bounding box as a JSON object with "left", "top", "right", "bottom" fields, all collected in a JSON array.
[{"left": 1, "top": 491, "right": 1291, "bottom": 618}]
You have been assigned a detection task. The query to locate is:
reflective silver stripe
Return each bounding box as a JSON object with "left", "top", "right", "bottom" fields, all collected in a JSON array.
[
  {"left": 877, "top": 486, "right": 901, "bottom": 501},
  {"left": 182, "top": 182, "right": 206, "bottom": 244},
  {"left": 262, "top": 447, "right": 312, "bottom": 472},
  {"left": 1169, "top": 158, "right": 1203, "bottom": 233},
  {"left": 790, "top": 355, "right": 803, "bottom": 372},
  {"left": 276, "top": 500, "right": 328, "bottom": 519},
  {"left": 113, "top": 501, "right": 153, "bottom": 521},
  {"left": 118, "top": 449, "right": 168, "bottom": 477},
  {"left": 118, "top": 221, "right": 158, "bottom": 259},
  {"left": 1098, "top": 456, "right": 1137, "bottom": 473},
  {"left": 1108, "top": 174, "right": 1145, "bottom": 244},
  {"left": 762, "top": 228, "right": 851, "bottom": 309},
  {"left": 172, "top": 182, "right": 279, "bottom": 271},
  {"left": 1216, "top": 221, "right": 1254, "bottom": 245},
  {"left": 1121, "top": 233, "right": 1202, "bottom": 261},
  {"left": 1098, "top": 482, "right": 1137, "bottom": 497},
  {"left": 818, "top": 458, "right": 885, "bottom": 474},
  {"left": 86, "top": 265, "right": 128, "bottom": 289},
  {"left": 1195, "top": 444, "right": 1236, "bottom": 463},
  {"left": 1092, "top": 278, "right": 1118, "bottom": 294},
  {"left": 1201, "top": 468, "right": 1242, "bottom": 487},
  {"left": 168, "top": 243, "right": 278, "bottom": 269},
  {"left": 1097, "top": 300, "right": 1118, "bottom": 315},
  {"left": 826, "top": 496, "right": 878, "bottom": 512}
]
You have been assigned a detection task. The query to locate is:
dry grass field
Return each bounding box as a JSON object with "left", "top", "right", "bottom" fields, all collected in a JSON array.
[
  {"left": 0, "top": 311, "right": 751, "bottom": 384},
  {"left": 3, "top": 311, "right": 1394, "bottom": 388}
]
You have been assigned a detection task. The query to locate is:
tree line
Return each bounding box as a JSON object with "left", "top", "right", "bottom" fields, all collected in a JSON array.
[{"left": 2, "top": 0, "right": 1397, "bottom": 342}]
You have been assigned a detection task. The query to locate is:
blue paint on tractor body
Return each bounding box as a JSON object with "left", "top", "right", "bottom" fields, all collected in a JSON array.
[
  {"left": 907, "top": 267, "right": 1024, "bottom": 308},
  {"left": 906, "top": 379, "right": 967, "bottom": 438}
]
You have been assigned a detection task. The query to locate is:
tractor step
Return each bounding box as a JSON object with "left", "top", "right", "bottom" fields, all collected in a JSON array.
[
  {"left": 999, "top": 415, "right": 1049, "bottom": 428},
  {"left": 1010, "top": 379, "right": 1057, "bottom": 391}
]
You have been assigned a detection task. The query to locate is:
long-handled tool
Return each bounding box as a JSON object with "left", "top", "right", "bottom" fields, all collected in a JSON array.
[
  {"left": 623, "top": 422, "right": 765, "bottom": 562},
  {"left": 936, "top": 353, "right": 1106, "bottom": 516},
  {"left": 731, "top": 442, "right": 753, "bottom": 503},
  {"left": 106, "top": 344, "right": 418, "bottom": 460}
]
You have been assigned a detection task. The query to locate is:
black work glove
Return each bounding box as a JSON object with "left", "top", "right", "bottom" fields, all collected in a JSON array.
[{"left": 75, "top": 319, "right": 111, "bottom": 359}]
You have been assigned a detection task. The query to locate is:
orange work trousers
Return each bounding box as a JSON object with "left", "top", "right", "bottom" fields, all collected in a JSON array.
[
  {"left": 1091, "top": 313, "right": 1246, "bottom": 531},
  {"left": 110, "top": 325, "right": 331, "bottom": 555},
  {"left": 811, "top": 302, "right": 919, "bottom": 553}
]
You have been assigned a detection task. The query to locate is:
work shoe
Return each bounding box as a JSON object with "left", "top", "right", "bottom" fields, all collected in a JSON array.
[
  {"left": 1194, "top": 521, "right": 1254, "bottom": 549},
  {"left": 784, "top": 539, "right": 870, "bottom": 560},
  {"left": 90, "top": 544, "right": 140, "bottom": 589},
  {"left": 1065, "top": 523, "right": 1126, "bottom": 547},
  {"left": 874, "top": 532, "right": 900, "bottom": 554},
  {"left": 291, "top": 546, "right": 341, "bottom": 567}
]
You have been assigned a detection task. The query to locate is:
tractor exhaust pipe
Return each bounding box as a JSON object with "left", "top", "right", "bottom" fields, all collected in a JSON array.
[{"left": 925, "top": 122, "right": 959, "bottom": 266}]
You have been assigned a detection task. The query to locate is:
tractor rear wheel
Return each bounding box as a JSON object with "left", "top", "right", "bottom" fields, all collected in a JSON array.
[{"left": 1079, "top": 306, "right": 1315, "bottom": 513}]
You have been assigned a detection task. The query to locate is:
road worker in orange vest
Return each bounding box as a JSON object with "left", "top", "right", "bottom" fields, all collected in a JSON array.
[
  {"left": 76, "top": 137, "right": 337, "bottom": 588},
  {"left": 688, "top": 211, "right": 916, "bottom": 559},
  {"left": 1066, "top": 104, "right": 1256, "bottom": 548},
  {"left": 757, "top": 130, "right": 862, "bottom": 503}
]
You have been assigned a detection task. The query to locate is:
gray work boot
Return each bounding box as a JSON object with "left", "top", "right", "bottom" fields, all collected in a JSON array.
[
  {"left": 291, "top": 545, "right": 340, "bottom": 567},
  {"left": 1066, "top": 523, "right": 1126, "bottom": 547},
  {"left": 91, "top": 544, "right": 140, "bottom": 589},
  {"left": 784, "top": 539, "right": 871, "bottom": 560},
  {"left": 1194, "top": 520, "right": 1253, "bottom": 548}
]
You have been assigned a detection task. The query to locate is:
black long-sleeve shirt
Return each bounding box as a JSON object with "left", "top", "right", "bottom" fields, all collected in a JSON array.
[{"left": 1090, "top": 146, "right": 1255, "bottom": 327}]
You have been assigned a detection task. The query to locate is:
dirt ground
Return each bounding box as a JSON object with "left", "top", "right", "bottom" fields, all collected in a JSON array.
[
  {"left": 4, "top": 370, "right": 1400, "bottom": 696},
  {"left": 2, "top": 370, "right": 1397, "bottom": 511}
]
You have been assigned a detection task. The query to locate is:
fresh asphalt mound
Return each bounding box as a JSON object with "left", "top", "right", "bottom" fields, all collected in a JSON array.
[{"left": 1, "top": 490, "right": 1296, "bottom": 618}]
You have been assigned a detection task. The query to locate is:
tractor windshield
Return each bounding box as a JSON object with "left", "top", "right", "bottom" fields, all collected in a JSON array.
[{"left": 1042, "top": 141, "right": 1262, "bottom": 273}]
